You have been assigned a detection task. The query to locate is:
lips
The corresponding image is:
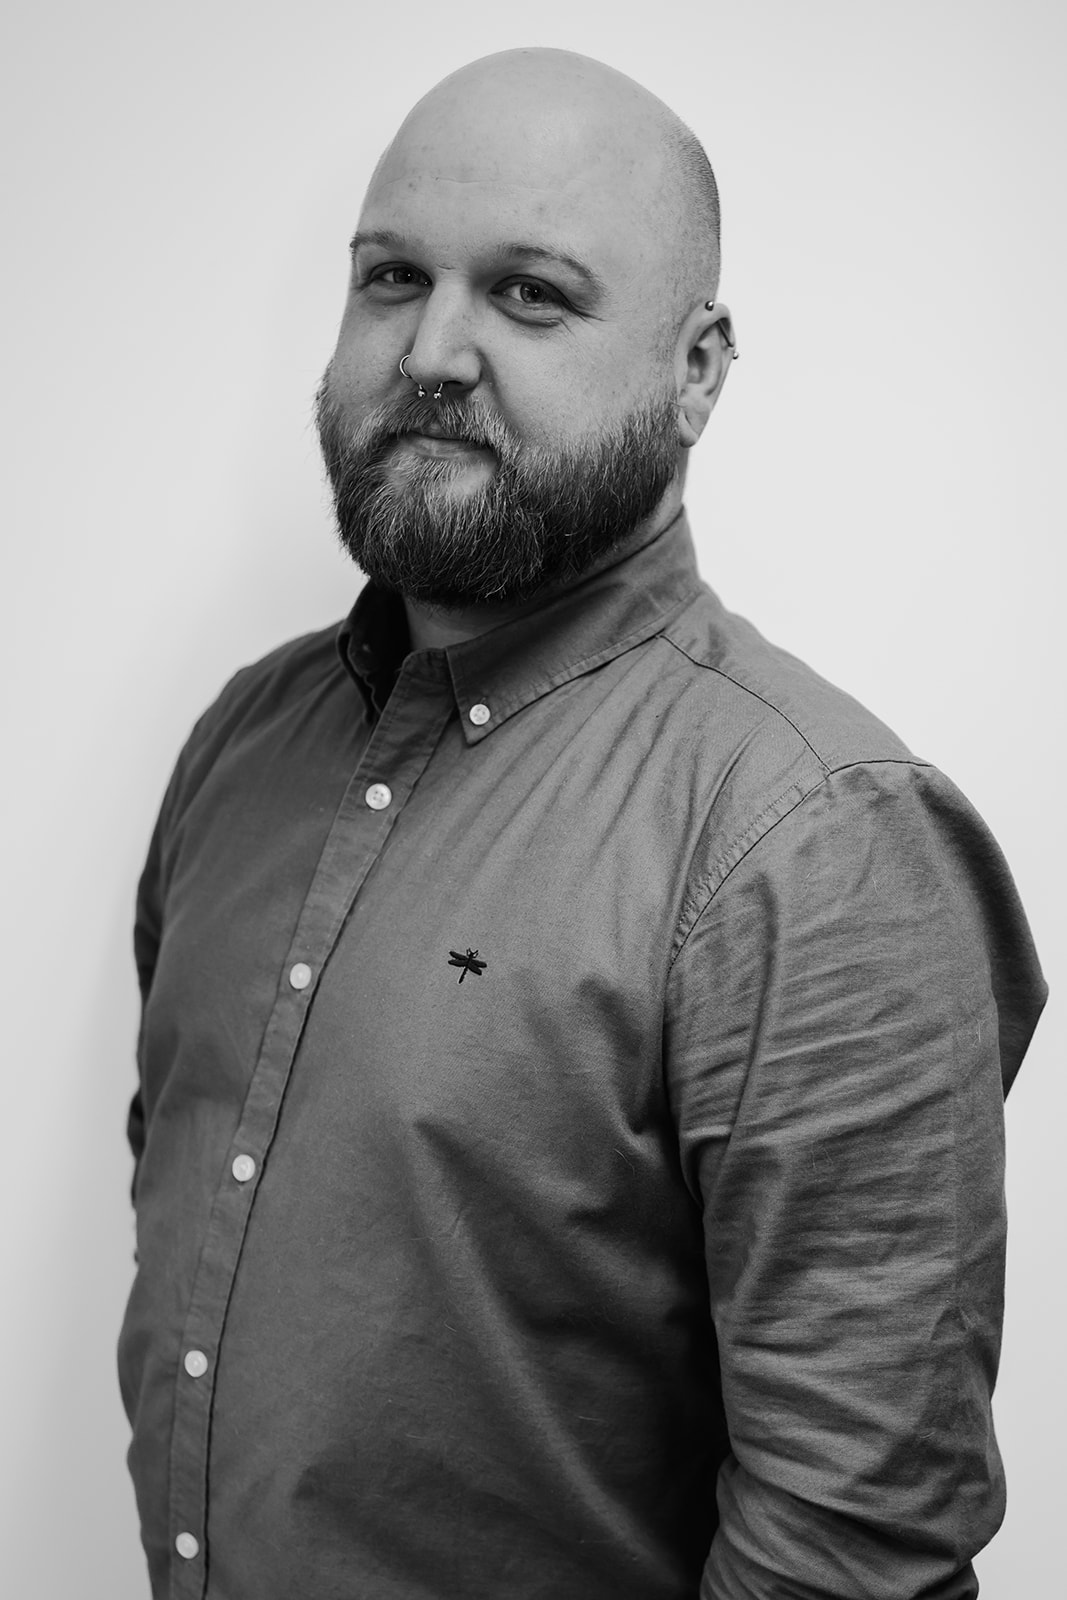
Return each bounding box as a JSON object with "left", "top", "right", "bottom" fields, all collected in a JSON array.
[
  {"left": 407, "top": 420, "right": 485, "bottom": 445},
  {"left": 391, "top": 431, "right": 495, "bottom": 463}
]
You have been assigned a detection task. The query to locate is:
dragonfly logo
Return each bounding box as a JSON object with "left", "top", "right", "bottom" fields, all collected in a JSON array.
[{"left": 448, "top": 948, "right": 487, "bottom": 983}]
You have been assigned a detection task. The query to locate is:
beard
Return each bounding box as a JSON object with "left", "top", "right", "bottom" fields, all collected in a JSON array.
[{"left": 315, "top": 372, "right": 680, "bottom": 606}]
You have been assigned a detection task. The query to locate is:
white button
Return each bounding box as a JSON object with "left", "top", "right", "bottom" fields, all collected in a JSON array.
[
  {"left": 175, "top": 1532, "right": 199, "bottom": 1560},
  {"left": 468, "top": 703, "right": 491, "bottom": 726},
  {"left": 289, "top": 962, "right": 312, "bottom": 990},
  {"left": 183, "top": 1349, "right": 208, "bottom": 1378},
  {"left": 365, "top": 782, "right": 392, "bottom": 810},
  {"left": 232, "top": 1154, "right": 256, "bottom": 1183}
]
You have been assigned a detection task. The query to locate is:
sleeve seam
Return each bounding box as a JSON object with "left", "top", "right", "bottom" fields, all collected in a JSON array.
[{"left": 668, "top": 756, "right": 937, "bottom": 974}]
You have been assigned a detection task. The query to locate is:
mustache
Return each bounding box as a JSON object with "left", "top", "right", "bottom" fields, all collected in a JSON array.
[{"left": 319, "top": 386, "right": 518, "bottom": 460}]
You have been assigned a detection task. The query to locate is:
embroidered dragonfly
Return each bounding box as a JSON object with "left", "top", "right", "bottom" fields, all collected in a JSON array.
[{"left": 448, "top": 948, "right": 487, "bottom": 983}]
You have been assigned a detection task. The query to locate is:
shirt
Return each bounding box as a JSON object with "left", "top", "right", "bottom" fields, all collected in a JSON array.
[{"left": 119, "top": 510, "right": 1047, "bottom": 1600}]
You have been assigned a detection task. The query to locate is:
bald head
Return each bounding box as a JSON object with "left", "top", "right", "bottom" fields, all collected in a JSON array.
[
  {"left": 323, "top": 43, "right": 735, "bottom": 590},
  {"left": 369, "top": 49, "right": 721, "bottom": 325}
]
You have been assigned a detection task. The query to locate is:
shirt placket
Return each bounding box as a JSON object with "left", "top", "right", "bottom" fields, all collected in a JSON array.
[{"left": 165, "top": 658, "right": 456, "bottom": 1599}]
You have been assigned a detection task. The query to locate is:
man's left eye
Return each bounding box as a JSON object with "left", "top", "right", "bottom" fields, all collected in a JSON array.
[{"left": 497, "top": 281, "right": 564, "bottom": 310}]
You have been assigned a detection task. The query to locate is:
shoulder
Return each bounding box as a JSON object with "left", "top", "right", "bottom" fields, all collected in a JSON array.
[
  {"left": 197, "top": 622, "right": 347, "bottom": 739},
  {"left": 656, "top": 589, "right": 1048, "bottom": 1014},
  {"left": 645, "top": 586, "right": 1040, "bottom": 1022},
  {"left": 641, "top": 585, "right": 941, "bottom": 913},
  {"left": 657, "top": 583, "right": 916, "bottom": 775},
  {"left": 158, "top": 620, "right": 349, "bottom": 821}
]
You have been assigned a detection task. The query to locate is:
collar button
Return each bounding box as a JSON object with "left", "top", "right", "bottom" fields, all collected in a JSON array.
[{"left": 468, "top": 702, "right": 491, "bottom": 727}]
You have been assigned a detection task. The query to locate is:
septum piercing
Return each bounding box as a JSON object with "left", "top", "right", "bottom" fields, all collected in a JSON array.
[{"left": 399, "top": 355, "right": 446, "bottom": 400}]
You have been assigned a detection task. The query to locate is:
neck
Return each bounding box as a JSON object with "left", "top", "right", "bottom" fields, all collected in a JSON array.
[{"left": 402, "top": 482, "right": 684, "bottom": 654}]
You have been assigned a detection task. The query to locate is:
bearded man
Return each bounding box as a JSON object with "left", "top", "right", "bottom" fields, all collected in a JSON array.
[{"left": 119, "top": 47, "right": 1046, "bottom": 1600}]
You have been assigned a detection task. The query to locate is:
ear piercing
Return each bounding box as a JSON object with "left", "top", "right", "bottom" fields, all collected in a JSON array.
[{"left": 705, "top": 301, "right": 739, "bottom": 360}]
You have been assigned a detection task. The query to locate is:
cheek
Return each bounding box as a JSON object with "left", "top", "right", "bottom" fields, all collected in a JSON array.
[
  {"left": 328, "top": 305, "right": 404, "bottom": 409},
  {"left": 487, "top": 326, "right": 668, "bottom": 443},
  {"left": 328, "top": 349, "right": 395, "bottom": 421},
  {"left": 487, "top": 358, "right": 612, "bottom": 445}
]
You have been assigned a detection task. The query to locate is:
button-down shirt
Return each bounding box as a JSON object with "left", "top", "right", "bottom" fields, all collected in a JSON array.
[{"left": 120, "top": 511, "right": 1046, "bottom": 1600}]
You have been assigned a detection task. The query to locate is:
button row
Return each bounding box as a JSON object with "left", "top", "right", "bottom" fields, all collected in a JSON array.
[
  {"left": 174, "top": 1133, "right": 258, "bottom": 1567},
  {"left": 170, "top": 712, "right": 486, "bottom": 1581},
  {"left": 170, "top": 723, "right": 496, "bottom": 1580}
]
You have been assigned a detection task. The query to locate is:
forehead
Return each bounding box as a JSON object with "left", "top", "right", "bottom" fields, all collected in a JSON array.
[{"left": 360, "top": 104, "right": 665, "bottom": 285}]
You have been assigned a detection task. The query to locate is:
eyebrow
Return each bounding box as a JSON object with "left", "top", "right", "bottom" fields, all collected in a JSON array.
[{"left": 349, "top": 230, "right": 606, "bottom": 297}]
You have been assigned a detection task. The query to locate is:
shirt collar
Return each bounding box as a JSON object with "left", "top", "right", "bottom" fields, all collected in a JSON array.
[{"left": 336, "top": 509, "right": 703, "bottom": 744}]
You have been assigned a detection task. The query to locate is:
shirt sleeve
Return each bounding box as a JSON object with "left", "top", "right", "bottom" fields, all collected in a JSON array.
[
  {"left": 664, "top": 759, "right": 1047, "bottom": 1599},
  {"left": 126, "top": 685, "right": 234, "bottom": 1198},
  {"left": 126, "top": 663, "right": 260, "bottom": 1199},
  {"left": 127, "top": 803, "right": 167, "bottom": 1196}
]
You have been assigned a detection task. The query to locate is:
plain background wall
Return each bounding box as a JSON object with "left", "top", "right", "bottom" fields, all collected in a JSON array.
[{"left": 1, "top": 1, "right": 1062, "bottom": 1594}]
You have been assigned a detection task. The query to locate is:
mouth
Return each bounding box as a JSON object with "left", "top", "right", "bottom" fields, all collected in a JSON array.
[
  {"left": 415, "top": 418, "right": 479, "bottom": 442},
  {"left": 393, "top": 430, "right": 494, "bottom": 460}
]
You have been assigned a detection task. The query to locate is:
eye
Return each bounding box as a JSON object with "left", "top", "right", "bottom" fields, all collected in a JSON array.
[
  {"left": 495, "top": 279, "right": 568, "bottom": 315},
  {"left": 365, "top": 264, "right": 431, "bottom": 291}
]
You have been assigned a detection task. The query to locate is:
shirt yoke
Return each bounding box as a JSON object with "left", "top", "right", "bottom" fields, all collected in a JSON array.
[
  {"left": 657, "top": 587, "right": 939, "bottom": 957},
  {"left": 661, "top": 585, "right": 920, "bottom": 777}
]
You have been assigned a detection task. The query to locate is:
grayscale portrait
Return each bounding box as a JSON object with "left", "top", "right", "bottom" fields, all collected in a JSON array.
[{"left": 2, "top": 7, "right": 1060, "bottom": 1599}]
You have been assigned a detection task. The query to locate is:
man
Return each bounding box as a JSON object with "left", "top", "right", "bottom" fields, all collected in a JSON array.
[{"left": 120, "top": 47, "right": 1046, "bottom": 1600}]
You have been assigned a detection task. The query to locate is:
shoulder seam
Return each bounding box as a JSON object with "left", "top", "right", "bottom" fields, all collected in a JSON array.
[
  {"left": 660, "top": 631, "right": 833, "bottom": 770},
  {"left": 668, "top": 755, "right": 937, "bottom": 973}
]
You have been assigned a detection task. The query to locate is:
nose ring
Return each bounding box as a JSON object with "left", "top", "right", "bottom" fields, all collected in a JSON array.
[{"left": 400, "top": 354, "right": 445, "bottom": 401}]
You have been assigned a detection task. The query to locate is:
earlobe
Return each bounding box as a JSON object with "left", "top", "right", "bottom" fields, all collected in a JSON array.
[{"left": 677, "top": 401, "right": 702, "bottom": 450}]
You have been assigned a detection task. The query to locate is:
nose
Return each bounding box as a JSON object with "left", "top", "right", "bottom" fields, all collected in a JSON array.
[{"left": 403, "top": 283, "right": 482, "bottom": 397}]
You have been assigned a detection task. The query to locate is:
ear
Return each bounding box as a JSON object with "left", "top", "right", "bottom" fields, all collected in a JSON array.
[{"left": 675, "top": 301, "right": 736, "bottom": 448}]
